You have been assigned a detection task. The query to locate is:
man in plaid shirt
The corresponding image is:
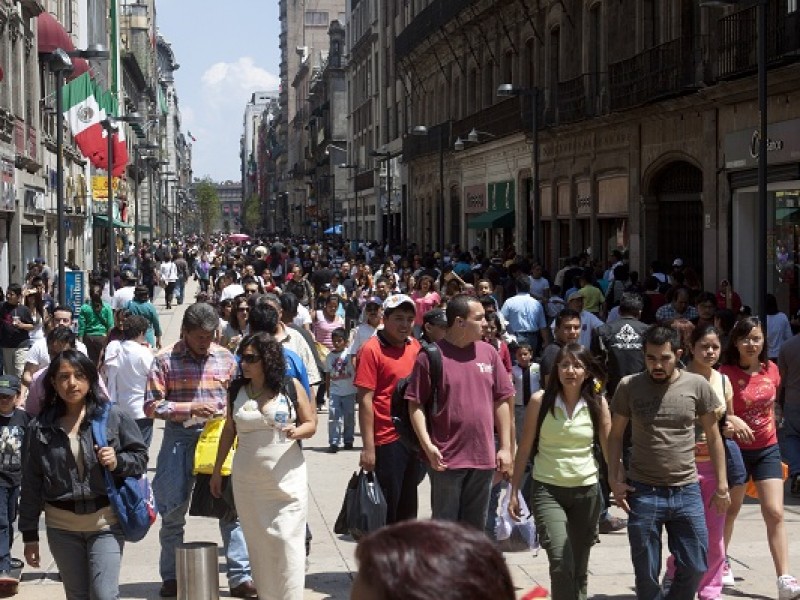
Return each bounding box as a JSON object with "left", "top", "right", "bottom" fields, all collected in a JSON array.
[{"left": 146, "top": 303, "right": 257, "bottom": 598}]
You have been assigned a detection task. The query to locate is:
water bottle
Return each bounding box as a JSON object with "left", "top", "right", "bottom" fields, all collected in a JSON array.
[{"left": 274, "top": 399, "right": 289, "bottom": 443}]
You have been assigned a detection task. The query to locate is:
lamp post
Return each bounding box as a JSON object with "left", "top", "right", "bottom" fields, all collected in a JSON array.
[
  {"left": 47, "top": 45, "right": 109, "bottom": 305},
  {"left": 370, "top": 149, "right": 401, "bottom": 249},
  {"left": 100, "top": 113, "right": 143, "bottom": 295},
  {"left": 133, "top": 142, "right": 157, "bottom": 255},
  {"left": 498, "top": 84, "right": 541, "bottom": 263}
]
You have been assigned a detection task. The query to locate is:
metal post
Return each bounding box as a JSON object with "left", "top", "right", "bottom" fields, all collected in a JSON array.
[
  {"left": 532, "top": 88, "right": 542, "bottom": 265},
  {"left": 148, "top": 162, "right": 154, "bottom": 241},
  {"left": 757, "top": 0, "right": 767, "bottom": 324},
  {"left": 439, "top": 128, "right": 444, "bottom": 250},
  {"left": 55, "top": 69, "right": 67, "bottom": 305},
  {"left": 107, "top": 126, "right": 115, "bottom": 295},
  {"left": 133, "top": 149, "right": 140, "bottom": 253},
  {"left": 387, "top": 158, "right": 393, "bottom": 250}
]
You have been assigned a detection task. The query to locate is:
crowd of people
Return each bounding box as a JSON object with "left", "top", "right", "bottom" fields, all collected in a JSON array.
[{"left": 1, "top": 234, "right": 800, "bottom": 599}]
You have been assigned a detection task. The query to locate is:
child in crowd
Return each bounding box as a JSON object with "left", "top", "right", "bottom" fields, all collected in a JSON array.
[
  {"left": 349, "top": 297, "right": 383, "bottom": 364},
  {"left": 511, "top": 344, "right": 541, "bottom": 442},
  {"left": 0, "top": 375, "right": 28, "bottom": 588},
  {"left": 325, "top": 327, "right": 357, "bottom": 453}
]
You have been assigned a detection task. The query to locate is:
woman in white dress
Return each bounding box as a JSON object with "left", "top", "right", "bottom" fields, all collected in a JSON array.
[{"left": 210, "top": 332, "right": 316, "bottom": 600}]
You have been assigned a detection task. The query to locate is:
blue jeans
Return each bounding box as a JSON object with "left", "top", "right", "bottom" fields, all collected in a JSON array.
[
  {"left": 781, "top": 401, "right": 800, "bottom": 477},
  {"left": 374, "top": 440, "right": 423, "bottom": 524},
  {"left": 153, "top": 422, "right": 251, "bottom": 586},
  {"left": 0, "top": 486, "right": 19, "bottom": 571},
  {"left": 136, "top": 417, "right": 154, "bottom": 448},
  {"left": 175, "top": 277, "right": 185, "bottom": 304},
  {"left": 328, "top": 393, "right": 356, "bottom": 447},
  {"left": 47, "top": 526, "right": 124, "bottom": 600},
  {"left": 429, "top": 468, "right": 494, "bottom": 531},
  {"left": 627, "top": 480, "right": 708, "bottom": 600}
]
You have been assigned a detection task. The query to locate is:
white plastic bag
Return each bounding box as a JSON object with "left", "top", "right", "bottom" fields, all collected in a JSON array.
[{"left": 495, "top": 483, "right": 539, "bottom": 554}]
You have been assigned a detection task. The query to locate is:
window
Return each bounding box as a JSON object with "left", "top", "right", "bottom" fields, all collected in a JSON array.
[
  {"left": 549, "top": 27, "right": 560, "bottom": 111},
  {"left": 502, "top": 50, "right": 514, "bottom": 87},
  {"left": 468, "top": 67, "right": 478, "bottom": 114},
  {"left": 789, "top": 0, "right": 798, "bottom": 12},
  {"left": 524, "top": 38, "right": 536, "bottom": 88},
  {"left": 483, "top": 60, "right": 494, "bottom": 108},
  {"left": 305, "top": 11, "right": 329, "bottom": 26}
]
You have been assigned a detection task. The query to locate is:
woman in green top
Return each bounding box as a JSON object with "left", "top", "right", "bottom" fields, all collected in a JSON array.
[
  {"left": 78, "top": 283, "right": 114, "bottom": 366},
  {"left": 509, "top": 343, "right": 610, "bottom": 600},
  {"left": 124, "top": 285, "right": 162, "bottom": 349}
]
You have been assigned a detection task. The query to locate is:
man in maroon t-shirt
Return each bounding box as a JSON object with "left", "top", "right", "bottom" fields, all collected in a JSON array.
[
  {"left": 354, "top": 294, "right": 422, "bottom": 523},
  {"left": 407, "top": 294, "right": 514, "bottom": 530}
]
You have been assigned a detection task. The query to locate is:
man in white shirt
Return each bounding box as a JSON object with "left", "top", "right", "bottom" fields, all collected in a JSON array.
[
  {"left": 111, "top": 270, "right": 138, "bottom": 315},
  {"left": 103, "top": 315, "right": 155, "bottom": 446},
  {"left": 22, "top": 306, "right": 87, "bottom": 386}
]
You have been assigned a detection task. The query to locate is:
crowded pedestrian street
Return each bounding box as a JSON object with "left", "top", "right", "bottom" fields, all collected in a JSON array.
[{"left": 15, "top": 277, "right": 800, "bottom": 599}]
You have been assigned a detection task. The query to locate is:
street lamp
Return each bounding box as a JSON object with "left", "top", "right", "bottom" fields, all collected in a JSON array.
[
  {"left": 133, "top": 142, "right": 158, "bottom": 254},
  {"left": 100, "top": 112, "right": 144, "bottom": 295},
  {"left": 498, "top": 83, "right": 542, "bottom": 263},
  {"left": 700, "top": 0, "right": 768, "bottom": 322},
  {"left": 47, "top": 45, "right": 109, "bottom": 305}
]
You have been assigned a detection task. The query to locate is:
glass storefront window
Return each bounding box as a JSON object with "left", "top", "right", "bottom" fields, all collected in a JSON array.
[{"left": 771, "top": 189, "right": 800, "bottom": 316}]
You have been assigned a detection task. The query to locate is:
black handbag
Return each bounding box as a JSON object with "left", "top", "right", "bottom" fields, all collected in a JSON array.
[
  {"left": 347, "top": 470, "right": 387, "bottom": 540},
  {"left": 189, "top": 474, "right": 237, "bottom": 522}
]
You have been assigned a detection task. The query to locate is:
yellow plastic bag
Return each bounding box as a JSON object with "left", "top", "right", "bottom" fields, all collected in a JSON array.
[{"left": 193, "top": 417, "right": 234, "bottom": 476}]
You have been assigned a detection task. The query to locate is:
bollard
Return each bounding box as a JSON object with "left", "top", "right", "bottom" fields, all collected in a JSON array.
[{"left": 176, "top": 541, "right": 219, "bottom": 600}]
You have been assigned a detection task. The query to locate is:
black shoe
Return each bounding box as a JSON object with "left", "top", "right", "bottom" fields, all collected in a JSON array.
[
  {"left": 159, "top": 579, "right": 177, "bottom": 597},
  {"left": 599, "top": 516, "right": 627, "bottom": 534},
  {"left": 230, "top": 580, "right": 258, "bottom": 598},
  {"left": 0, "top": 571, "right": 17, "bottom": 584},
  {"left": 792, "top": 474, "right": 800, "bottom": 497},
  {"left": 327, "top": 445, "right": 339, "bottom": 453},
  {"left": 343, "top": 443, "right": 354, "bottom": 450}
]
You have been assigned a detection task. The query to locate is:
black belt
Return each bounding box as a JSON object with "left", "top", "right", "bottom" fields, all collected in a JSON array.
[{"left": 47, "top": 495, "right": 110, "bottom": 513}]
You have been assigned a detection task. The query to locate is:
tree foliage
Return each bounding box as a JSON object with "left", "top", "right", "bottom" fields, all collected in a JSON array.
[
  {"left": 195, "top": 178, "right": 221, "bottom": 238},
  {"left": 243, "top": 193, "right": 261, "bottom": 232}
]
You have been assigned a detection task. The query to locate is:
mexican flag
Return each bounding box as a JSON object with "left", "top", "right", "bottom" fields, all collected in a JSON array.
[
  {"left": 96, "top": 88, "right": 129, "bottom": 177},
  {"left": 62, "top": 72, "right": 106, "bottom": 166}
]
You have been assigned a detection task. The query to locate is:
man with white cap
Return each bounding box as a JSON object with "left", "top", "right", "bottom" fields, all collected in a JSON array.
[
  {"left": 556, "top": 290, "right": 604, "bottom": 348},
  {"left": 354, "top": 293, "right": 423, "bottom": 524}
]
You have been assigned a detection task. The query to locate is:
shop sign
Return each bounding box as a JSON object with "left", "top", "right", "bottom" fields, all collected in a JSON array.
[
  {"left": 65, "top": 271, "right": 85, "bottom": 319},
  {"left": 92, "top": 176, "right": 127, "bottom": 200},
  {"left": 463, "top": 184, "right": 486, "bottom": 214},
  {"left": 724, "top": 119, "right": 800, "bottom": 169},
  {"left": 489, "top": 180, "right": 515, "bottom": 211}
]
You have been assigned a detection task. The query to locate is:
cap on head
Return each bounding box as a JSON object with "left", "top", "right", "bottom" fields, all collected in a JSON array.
[
  {"left": 423, "top": 308, "right": 447, "bottom": 327},
  {"left": 365, "top": 296, "right": 383, "bottom": 307},
  {"left": 0, "top": 374, "right": 21, "bottom": 396},
  {"left": 672, "top": 258, "right": 684, "bottom": 268},
  {"left": 122, "top": 270, "right": 136, "bottom": 282},
  {"left": 567, "top": 290, "right": 584, "bottom": 303},
  {"left": 383, "top": 293, "right": 416, "bottom": 313}
]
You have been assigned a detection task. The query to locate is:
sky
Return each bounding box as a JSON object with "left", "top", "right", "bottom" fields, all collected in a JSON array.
[{"left": 155, "top": 0, "right": 281, "bottom": 182}]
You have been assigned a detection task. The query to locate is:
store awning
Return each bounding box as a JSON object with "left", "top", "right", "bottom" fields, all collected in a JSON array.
[
  {"left": 467, "top": 207, "right": 515, "bottom": 229},
  {"left": 37, "top": 12, "right": 91, "bottom": 81},
  {"left": 93, "top": 215, "right": 132, "bottom": 228},
  {"left": 134, "top": 224, "right": 151, "bottom": 233}
]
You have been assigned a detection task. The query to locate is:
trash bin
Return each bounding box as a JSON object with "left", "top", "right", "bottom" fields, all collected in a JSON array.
[{"left": 176, "top": 541, "right": 219, "bottom": 600}]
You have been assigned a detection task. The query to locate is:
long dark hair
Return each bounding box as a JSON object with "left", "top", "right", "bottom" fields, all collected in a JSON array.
[
  {"left": 24, "top": 290, "right": 45, "bottom": 319},
  {"left": 43, "top": 349, "right": 109, "bottom": 420},
  {"left": 539, "top": 343, "right": 605, "bottom": 436},
  {"left": 235, "top": 332, "right": 286, "bottom": 393}
]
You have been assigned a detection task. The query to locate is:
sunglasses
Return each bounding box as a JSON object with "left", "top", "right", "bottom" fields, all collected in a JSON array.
[
  {"left": 240, "top": 353, "right": 261, "bottom": 364},
  {"left": 237, "top": 307, "right": 250, "bottom": 313}
]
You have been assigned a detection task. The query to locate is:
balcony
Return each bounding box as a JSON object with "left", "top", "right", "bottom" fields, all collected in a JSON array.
[
  {"left": 395, "top": 0, "right": 479, "bottom": 62},
  {"left": 556, "top": 73, "right": 605, "bottom": 124},
  {"left": 717, "top": 0, "right": 800, "bottom": 80},
  {"left": 609, "top": 36, "right": 702, "bottom": 111},
  {"left": 14, "top": 120, "right": 40, "bottom": 173}
]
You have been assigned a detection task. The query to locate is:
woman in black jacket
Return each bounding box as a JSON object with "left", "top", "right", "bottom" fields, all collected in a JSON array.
[{"left": 20, "top": 350, "right": 147, "bottom": 600}]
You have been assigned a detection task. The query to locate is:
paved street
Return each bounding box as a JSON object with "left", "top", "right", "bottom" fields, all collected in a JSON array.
[{"left": 17, "top": 281, "right": 800, "bottom": 599}]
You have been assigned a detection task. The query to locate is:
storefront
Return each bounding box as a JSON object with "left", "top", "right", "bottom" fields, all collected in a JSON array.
[
  {"left": 726, "top": 118, "right": 800, "bottom": 316},
  {"left": 467, "top": 180, "right": 515, "bottom": 255}
]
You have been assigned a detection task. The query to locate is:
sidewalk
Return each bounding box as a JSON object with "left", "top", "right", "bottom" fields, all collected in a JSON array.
[{"left": 19, "top": 280, "right": 800, "bottom": 598}]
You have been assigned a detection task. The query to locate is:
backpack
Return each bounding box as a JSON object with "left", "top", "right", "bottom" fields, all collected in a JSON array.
[
  {"left": 390, "top": 343, "right": 442, "bottom": 453},
  {"left": 90, "top": 406, "right": 156, "bottom": 543}
]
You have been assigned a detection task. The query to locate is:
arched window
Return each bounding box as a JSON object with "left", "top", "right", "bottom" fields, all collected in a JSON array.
[
  {"left": 468, "top": 67, "right": 478, "bottom": 114},
  {"left": 451, "top": 75, "right": 461, "bottom": 119},
  {"left": 483, "top": 60, "right": 495, "bottom": 108},
  {"left": 502, "top": 49, "right": 514, "bottom": 87}
]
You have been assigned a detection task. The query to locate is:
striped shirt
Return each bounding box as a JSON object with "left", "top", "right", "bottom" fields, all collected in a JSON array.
[{"left": 144, "top": 340, "right": 236, "bottom": 424}]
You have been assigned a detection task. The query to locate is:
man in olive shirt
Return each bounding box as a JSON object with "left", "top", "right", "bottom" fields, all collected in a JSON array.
[{"left": 608, "top": 326, "right": 730, "bottom": 600}]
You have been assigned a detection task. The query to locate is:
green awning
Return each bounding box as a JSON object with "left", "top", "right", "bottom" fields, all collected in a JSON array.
[
  {"left": 467, "top": 207, "right": 515, "bottom": 229},
  {"left": 135, "top": 224, "right": 152, "bottom": 233},
  {"left": 93, "top": 215, "right": 133, "bottom": 228}
]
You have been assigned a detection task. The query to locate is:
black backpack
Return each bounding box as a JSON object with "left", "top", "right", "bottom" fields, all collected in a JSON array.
[{"left": 390, "top": 343, "right": 442, "bottom": 453}]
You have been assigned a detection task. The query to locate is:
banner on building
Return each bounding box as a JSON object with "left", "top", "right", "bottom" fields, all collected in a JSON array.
[
  {"left": 463, "top": 184, "right": 487, "bottom": 214},
  {"left": 65, "top": 270, "right": 85, "bottom": 318},
  {"left": 92, "top": 176, "right": 127, "bottom": 200}
]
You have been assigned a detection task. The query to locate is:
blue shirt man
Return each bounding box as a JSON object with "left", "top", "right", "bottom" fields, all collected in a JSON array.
[{"left": 500, "top": 276, "right": 550, "bottom": 354}]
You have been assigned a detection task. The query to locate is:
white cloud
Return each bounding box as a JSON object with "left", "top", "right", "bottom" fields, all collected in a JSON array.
[{"left": 200, "top": 57, "right": 279, "bottom": 105}]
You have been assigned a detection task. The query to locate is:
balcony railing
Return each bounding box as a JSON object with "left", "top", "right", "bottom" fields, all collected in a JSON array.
[
  {"left": 556, "top": 73, "right": 605, "bottom": 124},
  {"left": 717, "top": 0, "right": 800, "bottom": 80},
  {"left": 395, "top": 0, "right": 479, "bottom": 62},
  {"left": 609, "top": 36, "right": 701, "bottom": 111}
]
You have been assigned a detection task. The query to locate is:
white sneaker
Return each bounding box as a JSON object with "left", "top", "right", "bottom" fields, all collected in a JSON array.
[
  {"left": 778, "top": 575, "right": 800, "bottom": 600},
  {"left": 721, "top": 560, "right": 735, "bottom": 587}
]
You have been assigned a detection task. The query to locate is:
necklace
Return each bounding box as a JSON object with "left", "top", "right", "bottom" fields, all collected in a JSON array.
[{"left": 247, "top": 383, "right": 268, "bottom": 399}]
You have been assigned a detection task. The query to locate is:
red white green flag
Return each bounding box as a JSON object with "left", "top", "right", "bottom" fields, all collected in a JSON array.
[{"left": 61, "top": 72, "right": 106, "bottom": 166}]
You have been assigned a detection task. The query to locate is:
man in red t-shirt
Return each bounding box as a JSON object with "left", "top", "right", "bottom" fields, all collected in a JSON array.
[
  {"left": 406, "top": 294, "right": 514, "bottom": 530},
  {"left": 354, "top": 294, "right": 422, "bottom": 523}
]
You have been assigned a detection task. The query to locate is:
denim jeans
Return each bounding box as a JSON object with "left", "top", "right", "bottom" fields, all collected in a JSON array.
[
  {"left": 0, "top": 486, "right": 19, "bottom": 571},
  {"left": 47, "top": 526, "right": 124, "bottom": 600},
  {"left": 135, "top": 417, "right": 154, "bottom": 448},
  {"left": 429, "top": 468, "right": 494, "bottom": 531},
  {"left": 530, "top": 480, "right": 601, "bottom": 600},
  {"left": 374, "top": 439, "right": 423, "bottom": 524},
  {"left": 627, "top": 480, "right": 707, "bottom": 600},
  {"left": 328, "top": 393, "right": 356, "bottom": 447},
  {"left": 153, "top": 422, "right": 252, "bottom": 586},
  {"left": 781, "top": 401, "right": 800, "bottom": 478},
  {"left": 175, "top": 277, "right": 185, "bottom": 304}
]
